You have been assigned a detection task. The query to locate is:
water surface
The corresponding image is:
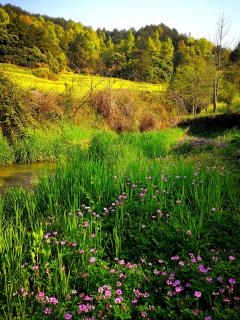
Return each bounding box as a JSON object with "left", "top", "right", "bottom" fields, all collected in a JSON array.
[{"left": 0, "top": 163, "right": 55, "bottom": 194}]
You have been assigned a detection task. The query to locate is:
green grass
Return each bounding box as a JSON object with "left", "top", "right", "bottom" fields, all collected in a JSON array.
[
  {"left": 0, "top": 123, "right": 107, "bottom": 165},
  {"left": 0, "top": 131, "right": 15, "bottom": 165},
  {"left": 0, "top": 63, "right": 165, "bottom": 98},
  {"left": 0, "top": 127, "right": 239, "bottom": 319}
]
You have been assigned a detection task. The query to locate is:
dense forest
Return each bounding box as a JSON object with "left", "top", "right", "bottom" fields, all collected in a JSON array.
[{"left": 0, "top": 4, "right": 238, "bottom": 81}]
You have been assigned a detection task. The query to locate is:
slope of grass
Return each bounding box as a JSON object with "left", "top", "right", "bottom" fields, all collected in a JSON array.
[{"left": 0, "top": 63, "right": 165, "bottom": 98}]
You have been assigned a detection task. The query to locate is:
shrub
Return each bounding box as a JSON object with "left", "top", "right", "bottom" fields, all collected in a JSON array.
[
  {"left": 22, "top": 90, "right": 63, "bottom": 122},
  {"left": 87, "top": 89, "right": 176, "bottom": 132},
  {"left": 88, "top": 89, "right": 138, "bottom": 132},
  {"left": 139, "top": 113, "right": 156, "bottom": 131},
  {"left": 32, "top": 68, "right": 59, "bottom": 81},
  {"left": 0, "top": 73, "right": 32, "bottom": 143}
]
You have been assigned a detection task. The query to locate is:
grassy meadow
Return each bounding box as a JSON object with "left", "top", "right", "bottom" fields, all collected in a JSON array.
[
  {"left": 0, "top": 64, "right": 165, "bottom": 97},
  {"left": 0, "top": 127, "right": 240, "bottom": 319}
]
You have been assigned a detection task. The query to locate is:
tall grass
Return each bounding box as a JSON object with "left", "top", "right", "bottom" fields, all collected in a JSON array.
[
  {"left": 0, "top": 131, "right": 14, "bottom": 165},
  {"left": 0, "top": 124, "right": 100, "bottom": 165}
]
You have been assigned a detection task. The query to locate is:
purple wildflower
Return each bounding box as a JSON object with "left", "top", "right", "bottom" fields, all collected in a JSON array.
[
  {"left": 229, "top": 278, "right": 236, "bottom": 284},
  {"left": 89, "top": 257, "right": 96, "bottom": 264},
  {"left": 115, "top": 296, "right": 123, "bottom": 304},
  {"left": 65, "top": 313, "right": 72, "bottom": 320},
  {"left": 38, "top": 291, "right": 45, "bottom": 301},
  {"left": 116, "top": 289, "right": 123, "bottom": 295}
]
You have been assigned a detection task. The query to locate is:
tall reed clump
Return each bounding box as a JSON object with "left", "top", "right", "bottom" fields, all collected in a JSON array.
[
  {"left": 0, "top": 131, "right": 14, "bottom": 165},
  {"left": 2, "top": 124, "right": 97, "bottom": 164},
  {"left": 120, "top": 128, "right": 185, "bottom": 159},
  {"left": 13, "top": 127, "right": 70, "bottom": 163}
]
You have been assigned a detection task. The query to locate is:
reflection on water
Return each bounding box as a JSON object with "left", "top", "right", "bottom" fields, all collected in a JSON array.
[{"left": 0, "top": 163, "right": 55, "bottom": 194}]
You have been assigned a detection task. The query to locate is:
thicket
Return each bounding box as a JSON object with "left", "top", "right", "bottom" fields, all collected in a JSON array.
[
  {"left": 0, "top": 75, "right": 179, "bottom": 165},
  {"left": 87, "top": 89, "right": 177, "bottom": 132}
]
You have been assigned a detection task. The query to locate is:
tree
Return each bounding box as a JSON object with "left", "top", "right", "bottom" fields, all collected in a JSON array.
[
  {"left": 69, "top": 29, "right": 100, "bottom": 73},
  {"left": 212, "top": 15, "right": 231, "bottom": 113},
  {"left": 120, "top": 29, "right": 135, "bottom": 58},
  {"left": 171, "top": 58, "right": 214, "bottom": 115},
  {"left": 0, "top": 8, "right": 9, "bottom": 26}
]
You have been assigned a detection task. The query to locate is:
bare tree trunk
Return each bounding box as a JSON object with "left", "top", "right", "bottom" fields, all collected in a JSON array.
[
  {"left": 212, "top": 14, "right": 231, "bottom": 113},
  {"left": 213, "top": 72, "right": 218, "bottom": 113}
]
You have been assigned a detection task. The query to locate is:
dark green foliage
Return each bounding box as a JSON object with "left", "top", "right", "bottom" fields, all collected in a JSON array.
[
  {"left": 178, "top": 113, "right": 240, "bottom": 136},
  {"left": 230, "top": 42, "right": 240, "bottom": 63}
]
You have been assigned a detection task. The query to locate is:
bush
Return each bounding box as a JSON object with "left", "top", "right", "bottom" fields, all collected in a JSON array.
[
  {"left": 88, "top": 89, "right": 138, "bottom": 132},
  {"left": 139, "top": 113, "right": 156, "bottom": 131},
  {"left": 22, "top": 90, "right": 63, "bottom": 122},
  {"left": 87, "top": 89, "right": 176, "bottom": 132},
  {"left": 32, "top": 68, "right": 59, "bottom": 81},
  {"left": 1, "top": 46, "right": 47, "bottom": 67},
  {"left": 0, "top": 73, "right": 32, "bottom": 143}
]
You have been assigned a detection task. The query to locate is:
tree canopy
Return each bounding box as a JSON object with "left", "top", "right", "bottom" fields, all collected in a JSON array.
[{"left": 0, "top": 3, "right": 239, "bottom": 110}]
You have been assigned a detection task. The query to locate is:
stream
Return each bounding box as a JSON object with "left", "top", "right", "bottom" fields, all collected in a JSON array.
[{"left": 0, "top": 162, "right": 55, "bottom": 194}]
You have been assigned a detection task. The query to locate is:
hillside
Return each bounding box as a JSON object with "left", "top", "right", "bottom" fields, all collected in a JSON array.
[
  {"left": 0, "top": 63, "right": 164, "bottom": 97},
  {"left": 0, "top": 3, "right": 184, "bottom": 83}
]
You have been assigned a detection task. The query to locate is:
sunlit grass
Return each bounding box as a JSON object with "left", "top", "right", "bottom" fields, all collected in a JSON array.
[
  {"left": 0, "top": 127, "right": 239, "bottom": 319},
  {"left": 0, "top": 63, "right": 165, "bottom": 98}
]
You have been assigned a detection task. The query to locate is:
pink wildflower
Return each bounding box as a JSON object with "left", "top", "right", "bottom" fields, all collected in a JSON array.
[
  {"left": 65, "top": 313, "right": 72, "bottom": 320},
  {"left": 228, "top": 256, "right": 236, "bottom": 261},
  {"left": 115, "top": 296, "right": 123, "bottom": 304},
  {"left": 89, "top": 257, "right": 96, "bottom": 264},
  {"left": 44, "top": 307, "right": 52, "bottom": 316},
  {"left": 49, "top": 296, "right": 58, "bottom": 305},
  {"left": 194, "top": 291, "right": 202, "bottom": 298},
  {"left": 116, "top": 289, "right": 123, "bottom": 295},
  {"left": 38, "top": 291, "right": 45, "bottom": 301}
]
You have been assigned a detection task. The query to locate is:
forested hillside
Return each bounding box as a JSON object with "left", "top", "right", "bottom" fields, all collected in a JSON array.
[{"left": 1, "top": 3, "right": 239, "bottom": 86}]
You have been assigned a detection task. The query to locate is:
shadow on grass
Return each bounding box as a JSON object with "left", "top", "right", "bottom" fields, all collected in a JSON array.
[{"left": 178, "top": 113, "right": 240, "bottom": 138}]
